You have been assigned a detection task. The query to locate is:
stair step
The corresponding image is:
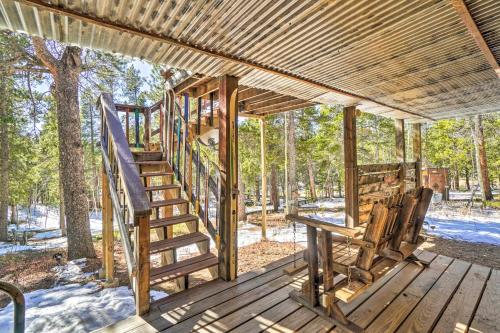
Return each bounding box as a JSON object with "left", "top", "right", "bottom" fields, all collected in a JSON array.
[
  {"left": 144, "top": 184, "right": 180, "bottom": 192},
  {"left": 150, "top": 198, "right": 188, "bottom": 208},
  {"left": 150, "top": 253, "right": 218, "bottom": 286},
  {"left": 135, "top": 160, "right": 170, "bottom": 166},
  {"left": 132, "top": 151, "right": 163, "bottom": 161},
  {"left": 150, "top": 214, "right": 198, "bottom": 229},
  {"left": 150, "top": 232, "right": 209, "bottom": 254},
  {"left": 140, "top": 171, "right": 173, "bottom": 178}
]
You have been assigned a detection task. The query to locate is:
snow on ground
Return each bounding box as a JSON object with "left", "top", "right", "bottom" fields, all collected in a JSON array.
[
  {"left": 0, "top": 283, "right": 167, "bottom": 333},
  {"left": 0, "top": 255, "right": 167, "bottom": 333},
  {"left": 239, "top": 198, "right": 500, "bottom": 247}
]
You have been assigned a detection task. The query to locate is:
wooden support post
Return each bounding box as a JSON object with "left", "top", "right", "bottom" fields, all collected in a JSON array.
[
  {"left": 218, "top": 75, "right": 239, "bottom": 281},
  {"left": 260, "top": 118, "right": 267, "bottom": 240},
  {"left": 101, "top": 166, "right": 114, "bottom": 281},
  {"left": 412, "top": 123, "right": 422, "bottom": 188},
  {"left": 144, "top": 107, "right": 150, "bottom": 149},
  {"left": 343, "top": 106, "right": 358, "bottom": 228},
  {"left": 125, "top": 110, "right": 129, "bottom": 145},
  {"left": 134, "top": 215, "right": 150, "bottom": 315},
  {"left": 306, "top": 225, "right": 319, "bottom": 306},
  {"left": 395, "top": 119, "right": 406, "bottom": 194}
]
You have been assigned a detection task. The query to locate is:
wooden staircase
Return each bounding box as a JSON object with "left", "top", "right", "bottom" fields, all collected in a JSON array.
[
  {"left": 131, "top": 152, "right": 218, "bottom": 289},
  {"left": 99, "top": 90, "right": 227, "bottom": 315}
]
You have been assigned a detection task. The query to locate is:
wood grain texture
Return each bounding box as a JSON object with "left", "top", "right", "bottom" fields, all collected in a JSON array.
[{"left": 469, "top": 269, "right": 500, "bottom": 333}]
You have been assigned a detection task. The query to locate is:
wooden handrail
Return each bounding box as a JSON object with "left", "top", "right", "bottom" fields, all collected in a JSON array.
[
  {"left": 101, "top": 145, "right": 137, "bottom": 276},
  {"left": 99, "top": 93, "right": 151, "bottom": 220}
]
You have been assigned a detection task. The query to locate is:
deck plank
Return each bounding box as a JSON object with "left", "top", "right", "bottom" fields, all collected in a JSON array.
[
  {"left": 95, "top": 254, "right": 301, "bottom": 333},
  {"left": 432, "top": 264, "right": 491, "bottom": 333},
  {"left": 93, "top": 251, "right": 500, "bottom": 333},
  {"left": 469, "top": 269, "right": 500, "bottom": 333},
  {"left": 264, "top": 306, "right": 317, "bottom": 333},
  {"left": 195, "top": 275, "right": 307, "bottom": 332},
  {"left": 229, "top": 299, "right": 303, "bottom": 333},
  {"left": 396, "top": 259, "right": 471, "bottom": 332},
  {"left": 159, "top": 272, "right": 308, "bottom": 333},
  {"left": 365, "top": 255, "right": 453, "bottom": 333}
]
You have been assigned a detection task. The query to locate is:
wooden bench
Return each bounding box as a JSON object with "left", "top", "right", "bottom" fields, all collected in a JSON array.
[{"left": 287, "top": 187, "right": 433, "bottom": 333}]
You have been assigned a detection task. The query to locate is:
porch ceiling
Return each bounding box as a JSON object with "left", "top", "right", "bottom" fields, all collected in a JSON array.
[{"left": 1, "top": 0, "right": 499, "bottom": 122}]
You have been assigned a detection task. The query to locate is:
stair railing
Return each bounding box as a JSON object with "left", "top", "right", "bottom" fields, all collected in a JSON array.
[
  {"left": 99, "top": 93, "right": 152, "bottom": 315},
  {"left": 164, "top": 90, "right": 221, "bottom": 245},
  {"left": 0, "top": 281, "right": 25, "bottom": 333}
]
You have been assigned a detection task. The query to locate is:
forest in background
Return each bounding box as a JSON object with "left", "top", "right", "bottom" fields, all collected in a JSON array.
[{"left": 1, "top": 30, "right": 499, "bottom": 257}]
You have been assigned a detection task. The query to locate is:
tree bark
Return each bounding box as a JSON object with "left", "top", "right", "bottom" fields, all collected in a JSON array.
[
  {"left": 270, "top": 164, "right": 279, "bottom": 212},
  {"left": 33, "top": 37, "right": 95, "bottom": 259},
  {"left": 59, "top": 169, "right": 67, "bottom": 237},
  {"left": 254, "top": 179, "right": 260, "bottom": 203},
  {"left": 453, "top": 164, "right": 460, "bottom": 191},
  {"left": 465, "top": 168, "right": 470, "bottom": 191},
  {"left": 471, "top": 115, "right": 493, "bottom": 201},
  {"left": 0, "top": 73, "right": 9, "bottom": 241},
  {"left": 307, "top": 158, "right": 317, "bottom": 201},
  {"left": 286, "top": 112, "right": 299, "bottom": 215},
  {"left": 9, "top": 204, "right": 17, "bottom": 225}
]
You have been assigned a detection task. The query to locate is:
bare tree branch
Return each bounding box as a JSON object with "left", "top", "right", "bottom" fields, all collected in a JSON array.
[{"left": 32, "top": 36, "right": 59, "bottom": 74}]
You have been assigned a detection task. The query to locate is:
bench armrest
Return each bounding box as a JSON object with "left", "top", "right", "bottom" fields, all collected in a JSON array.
[{"left": 286, "top": 214, "right": 364, "bottom": 238}]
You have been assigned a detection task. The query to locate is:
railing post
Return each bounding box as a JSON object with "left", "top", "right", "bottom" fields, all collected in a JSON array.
[
  {"left": 101, "top": 164, "right": 114, "bottom": 281},
  {"left": 0, "top": 281, "right": 25, "bottom": 333},
  {"left": 134, "top": 215, "right": 150, "bottom": 315},
  {"left": 343, "top": 106, "right": 359, "bottom": 228},
  {"left": 395, "top": 119, "right": 406, "bottom": 193},
  {"left": 412, "top": 123, "right": 422, "bottom": 188},
  {"left": 218, "top": 75, "right": 239, "bottom": 281},
  {"left": 144, "top": 107, "right": 151, "bottom": 149}
]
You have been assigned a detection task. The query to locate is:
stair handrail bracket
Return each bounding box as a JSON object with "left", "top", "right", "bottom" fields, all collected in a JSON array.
[
  {"left": 99, "top": 92, "right": 151, "bottom": 315},
  {"left": 0, "top": 280, "right": 25, "bottom": 333}
]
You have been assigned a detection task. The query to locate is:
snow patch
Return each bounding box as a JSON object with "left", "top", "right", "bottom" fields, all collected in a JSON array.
[{"left": 52, "top": 258, "right": 95, "bottom": 284}]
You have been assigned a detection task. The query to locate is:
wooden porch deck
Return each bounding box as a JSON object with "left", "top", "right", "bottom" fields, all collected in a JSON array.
[{"left": 96, "top": 250, "right": 499, "bottom": 333}]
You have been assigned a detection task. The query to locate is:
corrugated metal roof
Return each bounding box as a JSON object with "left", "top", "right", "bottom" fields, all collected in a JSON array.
[{"left": 1, "top": 0, "right": 499, "bottom": 121}]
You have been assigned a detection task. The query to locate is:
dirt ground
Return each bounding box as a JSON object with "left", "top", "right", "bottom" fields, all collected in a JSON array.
[
  {"left": 420, "top": 235, "right": 500, "bottom": 270},
  {"left": 0, "top": 240, "right": 129, "bottom": 307}
]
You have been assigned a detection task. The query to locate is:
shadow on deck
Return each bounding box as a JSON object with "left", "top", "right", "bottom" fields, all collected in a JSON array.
[{"left": 94, "top": 250, "right": 499, "bottom": 333}]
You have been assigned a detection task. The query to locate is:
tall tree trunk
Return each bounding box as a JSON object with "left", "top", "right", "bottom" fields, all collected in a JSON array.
[
  {"left": 89, "top": 105, "right": 100, "bottom": 209},
  {"left": 237, "top": 165, "right": 247, "bottom": 222},
  {"left": 59, "top": 169, "right": 67, "bottom": 237},
  {"left": 453, "top": 164, "right": 460, "bottom": 191},
  {"left": 307, "top": 158, "right": 317, "bottom": 201},
  {"left": 471, "top": 115, "right": 493, "bottom": 201},
  {"left": 465, "top": 168, "right": 471, "bottom": 191},
  {"left": 33, "top": 37, "right": 95, "bottom": 259},
  {"left": 270, "top": 164, "right": 279, "bottom": 212},
  {"left": 0, "top": 73, "right": 9, "bottom": 241},
  {"left": 255, "top": 179, "right": 260, "bottom": 203},
  {"left": 286, "top": 113, "right": 299, "bottom": 215},
  {"left": 9, "top": 204, "right": 17, "bottom": 225}
]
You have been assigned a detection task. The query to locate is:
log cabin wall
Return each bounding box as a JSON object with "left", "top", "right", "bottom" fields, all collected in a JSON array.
[{"left": 357, "top": 162, "right": 418, "bottom": 224}]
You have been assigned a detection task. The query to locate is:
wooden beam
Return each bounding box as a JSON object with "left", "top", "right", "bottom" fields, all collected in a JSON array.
[
  {"left": 18, "top": 0, "right": 433, "bottom": 121},
  {"left": 245, "top": 95, "right": 299, "bottom": 112},
  {"left": 450, "top": 0, "right": 500, "bottom": 78},
  {"left": 254, "top": 102, "right": 317, "bottom": 115},
  {"left": 191, "top": 78, "right": 219, "bottom": 98},
  {"left": 173, "top": 75, "right": 205, "bottom": 94},
  {"left": 238, "top": 87, "right": 269, "bottom": 102},
  {"left": 395, "top": 119, "right": 406, "bottom": 194},
  {"left": 344, "top": 106, "right": 359, "bottom": 228},
  {"left": 243, "top": 92, "right": 286, "bottom": 106},
  {"left": 260, "top": 118, "right": 267, "bottom": 240},
  {"left": 412, "top": 123, "right": 422, "bottom": 188},
  {"left": 238, "top": 112, "right": 265, "bottom": 120},
  {"left": 218, "top": 75, "right": 239, "bottom": 281},
  {"left": 395, "top": 119, "right": 406, "bottom": 163}
]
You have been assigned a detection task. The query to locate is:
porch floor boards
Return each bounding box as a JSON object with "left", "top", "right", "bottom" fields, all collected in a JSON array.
[{"left": 94, "top": 251, "right": 499, "bottom": 333}]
